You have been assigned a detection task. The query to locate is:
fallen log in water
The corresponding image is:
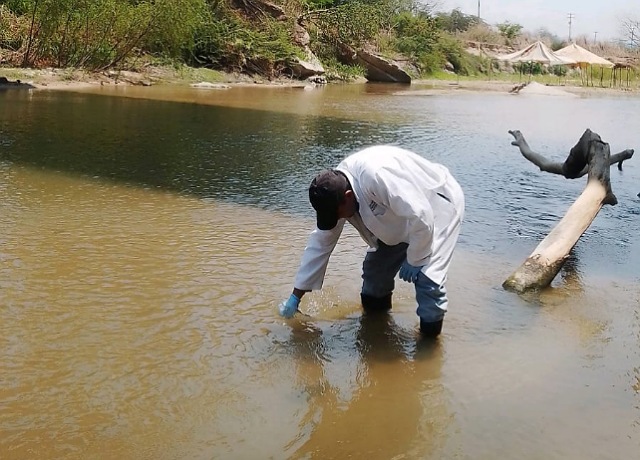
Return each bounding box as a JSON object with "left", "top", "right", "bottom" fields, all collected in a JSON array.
[{"left": 503, "top": 129, "right": 634, "bottom": 293}]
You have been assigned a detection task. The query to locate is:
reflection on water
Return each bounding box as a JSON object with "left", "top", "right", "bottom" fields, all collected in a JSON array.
[
  {"left": 0, "top": 85, "right": 639, "bottom": 459},
  {"left": 284, "top": 313, "right": 448, "bottom": 459}
]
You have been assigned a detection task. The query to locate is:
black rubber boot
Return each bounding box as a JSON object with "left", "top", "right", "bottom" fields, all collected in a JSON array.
[
  {"left": 419, "top": 319, "right": 443, "bottom": 338},
  {"left": 360, "top": 293, "right": 392, "bottom": 314}
]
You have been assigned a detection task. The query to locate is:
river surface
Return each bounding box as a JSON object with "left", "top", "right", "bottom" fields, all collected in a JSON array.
[{"left": 1, "top": 82, "right": 639, "bottom": 459}]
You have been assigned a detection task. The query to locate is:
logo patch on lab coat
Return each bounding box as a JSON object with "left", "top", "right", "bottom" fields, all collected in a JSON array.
[{"left": 369, "top": 201, "right": 385, "bottom": 216}]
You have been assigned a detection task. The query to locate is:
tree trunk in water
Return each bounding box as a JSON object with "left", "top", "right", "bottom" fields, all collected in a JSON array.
[{"left": 503, "top": 129, "right": 628, "bottom": 293}]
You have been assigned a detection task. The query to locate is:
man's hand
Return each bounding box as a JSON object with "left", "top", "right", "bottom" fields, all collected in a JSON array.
[
  {"left": 279, "top": 293, "right": 301, "bottom": 318},
  {"left": 399, "top": 261, "right": 423, "bottom": 283}
]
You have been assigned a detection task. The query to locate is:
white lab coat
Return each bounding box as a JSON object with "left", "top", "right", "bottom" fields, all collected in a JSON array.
[{"left": 294, "top": 145, "right": 465, "bottom": 290}]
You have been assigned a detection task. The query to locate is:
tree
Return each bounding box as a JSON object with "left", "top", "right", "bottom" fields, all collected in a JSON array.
[
  {"left": 435, "top": 8, "right": 480, "bottom": 34},
  {"left": 534, "top": 27, "right": 563, "bottom": 50},
  {"left": 497, "top": 21, "right": 522, "bottom": 45},
  {"left": 503, "top": 130, "right": 634, "bottom": 293},
  {"left": 394, "top": 8, "right": 439, "bottom": 71},
  {"left": 620, "top": 18, "right": 639, "bottom": 48}
]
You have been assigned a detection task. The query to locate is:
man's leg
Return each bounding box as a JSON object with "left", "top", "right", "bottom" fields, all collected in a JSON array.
[
  {"left": 415, "top": 273, "right": 448, "bottom": 338},
  {"left": 361, "top": 241, "right": 408, "bottom": 313}
]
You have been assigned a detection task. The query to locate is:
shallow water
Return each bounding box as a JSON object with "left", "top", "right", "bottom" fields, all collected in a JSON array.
[{"left": 0, "top": 83, "right": 639, "bottom": 459}]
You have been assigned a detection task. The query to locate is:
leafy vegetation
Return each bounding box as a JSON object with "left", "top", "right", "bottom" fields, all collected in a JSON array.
[
  {"left": 0, "top": 0, "right": 637, "bottom": 82},
  {"left": 434, "top": 8, "right": 480, "bottom": 34},
  {"left": 189, "top": 3, "right": 301, "bottom": 78},
  {"left": 496, "top": 21, "right": 523, "bottom": 45},
  {"left": 392, "top": 9, "right": 439, "bottom": 72},
  {"left": 0, "top": 0, "right": 207, "bottom": 69}
]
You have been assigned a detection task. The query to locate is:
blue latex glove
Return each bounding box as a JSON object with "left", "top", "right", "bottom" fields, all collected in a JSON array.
[
  {"left": 279, "top": 293, "right": 301, "bottom": 318},
  {"left": 399, "top": 261, "right": 423, "bottom": 283}
]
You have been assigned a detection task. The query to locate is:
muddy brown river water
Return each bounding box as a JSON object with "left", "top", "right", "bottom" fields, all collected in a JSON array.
[{"left": 1, "top": 82, "right": 639, "bottom": 459}]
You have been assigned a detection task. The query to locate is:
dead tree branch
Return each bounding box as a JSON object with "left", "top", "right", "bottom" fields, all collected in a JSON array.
[
  {"left": 503, "top": 129, "right": 631, "bottom": 293},
  {"left": 509, "top": 129, "right": 634, "bottom": 177}
]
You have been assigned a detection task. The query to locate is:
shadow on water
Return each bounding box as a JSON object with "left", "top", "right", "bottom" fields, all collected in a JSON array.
[
  {"left": 0, "top": 77, "right": 36, "bottom": 89},
  {"left": 1, "top": 87, "right": 638, "bottom": 279},
  {"left": 0, "top": 90, "right": 402, "bottom": 216},
  {"left": 280, "top": 311, "right": 449, "bottom": 459}
]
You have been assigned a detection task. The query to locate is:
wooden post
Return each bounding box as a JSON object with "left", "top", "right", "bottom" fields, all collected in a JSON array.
[
  {"left": 627, "top": 67, "right": 630, "bottom": 87},
  {"left": 503, "top": 129, "right": 634, "bottom": 293}
]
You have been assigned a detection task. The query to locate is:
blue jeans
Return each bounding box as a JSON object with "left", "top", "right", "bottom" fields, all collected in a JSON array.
[{"left": 361, "top": 241, "right": 447, "bottom": 323}]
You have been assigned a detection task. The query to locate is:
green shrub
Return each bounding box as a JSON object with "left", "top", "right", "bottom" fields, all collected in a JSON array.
[
  {"left": 550, "top": 65, "right": 567, "bottom": 76},
  {"left": 2, "top": 0, "right": 31, "bottom": 15},
  {"left": 516, "top": 62, "right": 543, "bottom": 75},
  {"left": 321, "top": 55, "right": 366, "bottom": 81},
  {"left": 309, "top": 0, "right": 393, "bottom": 48},
  {"left": 434, "top": 8, "right": 480, "bottom": 34},
  {"left": 391, "top": 10, "right": 441, "bottom": 74},
  {"left": 0, "top": 4, "right": 26, "bottom": 51},
  {"left": 190, "top": 6, "right": 300, "bottom": 78},
  {"left": 5, "top": 0, "right": 208, "bottom": 69}
]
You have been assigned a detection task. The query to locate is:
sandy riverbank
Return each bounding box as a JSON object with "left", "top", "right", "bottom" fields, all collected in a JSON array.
[
  {"left": 412, "top": 78, "right": 640, "bottom": 97},
  {"left": 2, "top": 65, "right": 638, "bottom": 98},
  {"left": 0, "top": 65, "right": 327, "bottom": 90}
]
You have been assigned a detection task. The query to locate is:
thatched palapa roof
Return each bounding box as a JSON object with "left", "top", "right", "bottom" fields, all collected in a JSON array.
[
  {"left": 554, "top": 43, "right": 614, "bottom": 68},
  {"left": 497, "top": 41, "right": 575, "bottom": 66}
]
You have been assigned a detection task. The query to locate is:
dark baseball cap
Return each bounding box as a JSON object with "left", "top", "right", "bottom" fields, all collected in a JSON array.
[{"left": 308, "top": 169, "right": 350, "bottom": 230}]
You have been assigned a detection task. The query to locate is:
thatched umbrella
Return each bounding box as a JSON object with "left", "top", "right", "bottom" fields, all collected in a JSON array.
[
  {"left": 497, "top": 41, "right": 575, "bottom": 81},
  {"left": 555, "top": 43, "right": 614, "bottom": 86}
]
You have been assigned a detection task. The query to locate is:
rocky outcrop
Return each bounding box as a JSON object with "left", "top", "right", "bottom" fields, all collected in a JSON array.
[
  {"left": 338, "top": 43, "right": 411, "bottom": 83},
  {"left": 289, "top": 22, "right": 325, "bottom": 79},
  {"left": 289, "top": 51, "right": 325, "bottom": 79},
  {"left": 357, "top": 50, "right": 412, "bottom": 83}
]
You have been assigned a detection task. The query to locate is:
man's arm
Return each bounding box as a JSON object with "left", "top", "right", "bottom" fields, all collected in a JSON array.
[
  {"left": 279, "top": 221, "right": 345, "bottom": 317},
  {"left": 293, "top": 221, "right": 345, "bottom": 291}
]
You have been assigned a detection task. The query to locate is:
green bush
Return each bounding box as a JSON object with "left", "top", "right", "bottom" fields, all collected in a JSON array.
[
  {"left": 310, "top": 0, "right": 393, "bottom": 48},
  {"left": 435, "top": 8, "right": 480, "bottom": 34},
  {"left": 4, "top": 0, "right": 208, "bottom": 69},
  {"left": 321, "top": 55, "right": 366, "bottom": 81},
  {"left": 300, "top": 0, "right": 340, "bottom": 9},
  {"left": 190, "top": 6, "right": 300, "bottom": 78},
  {"left": 0, "top": 5, "right": 26, "bottom": 51},
  {"left": 392, "top": 10, "right": 441, "bottom": 74},
  {"left": 550, "top": 65, "right": 567, "bottom": 76},
  {"left": 516, "top": 62, "right": 543, "bottom": 75},
  {"left": 2, "top": 0, "right": 31, "bottom": 15},
  {"left": 436, "top": 34, "right": 487, "bottom": 76}
]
